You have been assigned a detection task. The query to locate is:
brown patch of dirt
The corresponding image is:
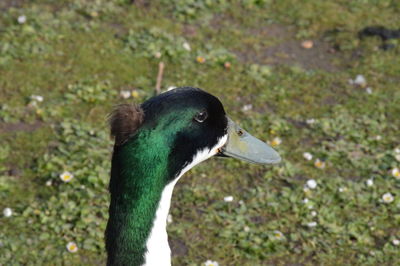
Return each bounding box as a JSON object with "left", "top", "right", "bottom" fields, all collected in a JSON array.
[
  {"left": 0, "top": 0, "right": 27, "bottom": 11},
  {"left": 7, "top": 167, "right": 21, "bottom": 177},
  {"left": 321, "top": 95, "right": 339, "bottom": 105},
  {"left": 250, "top": 215, "right": 267, "bottom": 225},
  {"left": 203, "top": 13, "right": 344, "bottom": 72},
  {"left": 0, "top": 121, "right": 43, "bottom": 133},
  {"left": 109, "top": 22, "right": 128, "bottom": 38},
  {"left": 132, "top": 0, "right": 150, "bottom": 7},
  {"left": 248, "top": 24, "right": 294, "bottom": 40},
  {"left": 169, "top": 237, "right": 188, "bottom": 257},
  {"left": 234, "top": 24, "right": 343, "bottom": 72},
  {"left": 182, "top": 25, "right": 198, "bottom": 37},
  {"left": 286, "top": 118, "right": 310, "bottom": 129}
]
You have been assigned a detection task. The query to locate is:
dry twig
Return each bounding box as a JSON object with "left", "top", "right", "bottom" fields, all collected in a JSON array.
[{"left": 155, "top": 62, "right": 165, "bottom": 95}]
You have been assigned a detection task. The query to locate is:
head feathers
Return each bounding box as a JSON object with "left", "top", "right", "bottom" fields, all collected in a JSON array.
[{"left": 109, "top": 104, "right": 144, "bottom": 145}]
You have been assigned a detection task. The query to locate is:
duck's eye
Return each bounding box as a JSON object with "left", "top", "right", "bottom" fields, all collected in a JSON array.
[{"left": 194, "top": 110, "right": 208, "bottom": 123}]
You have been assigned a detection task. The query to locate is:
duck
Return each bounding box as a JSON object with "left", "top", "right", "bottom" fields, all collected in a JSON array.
[{"left": 105, "top": 87, "right": 281, "bottom": 266}]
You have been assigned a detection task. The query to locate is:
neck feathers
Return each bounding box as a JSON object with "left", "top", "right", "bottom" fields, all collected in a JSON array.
[
  {"left": 106, "top": 136, "right": 170, "bottom": 266},
  {"left": 105, "top": 130, "right": 227, "bottom": 266}
]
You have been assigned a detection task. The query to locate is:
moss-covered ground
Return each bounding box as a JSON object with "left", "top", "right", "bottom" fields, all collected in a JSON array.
[{"left": 1, "top": 0, "right": 399, "bottom": 265}]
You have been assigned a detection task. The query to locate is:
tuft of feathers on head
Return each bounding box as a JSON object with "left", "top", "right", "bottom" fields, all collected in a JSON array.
[{"left": 109, "top": 104, "right": 144, "bottom": 146}]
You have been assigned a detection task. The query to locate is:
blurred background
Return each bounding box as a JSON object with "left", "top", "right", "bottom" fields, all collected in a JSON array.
[{"left": 0, "top": 0, "right": 399, "bottom": 265}]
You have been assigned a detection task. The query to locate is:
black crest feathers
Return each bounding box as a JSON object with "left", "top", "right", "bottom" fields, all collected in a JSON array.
[{"left": 109, "top": 104, "right": 144, "bottom": 145}]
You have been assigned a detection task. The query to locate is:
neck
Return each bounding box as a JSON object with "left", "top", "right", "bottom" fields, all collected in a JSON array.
[
  {"left": 106, "top": 135, "right": 174, "bottom": 266},
  {"left": 105, "top": 128, "right": 227, "bottom": 266}
]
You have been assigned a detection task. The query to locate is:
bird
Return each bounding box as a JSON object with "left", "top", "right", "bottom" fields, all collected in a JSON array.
[{"left": 105, "top": 87, "right": 281, "bottom": 266}]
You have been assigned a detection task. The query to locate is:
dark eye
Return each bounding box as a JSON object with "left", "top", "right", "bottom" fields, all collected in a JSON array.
[{"left": 194, "top": 110, "right": 208, "bottom": 123}]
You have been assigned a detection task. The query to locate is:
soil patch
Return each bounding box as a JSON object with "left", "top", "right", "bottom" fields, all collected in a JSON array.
[
  {"left": 0, "top": 0, "right": 27, "bottom": 11},
  {"left": 206, "top": 14, "right": 344, "bottom": 72},
  {"left": 234, "top": 24, "right": 342, "bottom": 72},
  {"left": 169, "top": 238, "right": 188, "bottom": 257},
  {"left": 0, "top": 121, "right": 43, "bottom": 133}
]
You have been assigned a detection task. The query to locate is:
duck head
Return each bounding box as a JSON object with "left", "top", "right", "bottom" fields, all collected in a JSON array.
[{"left": 110, "top": 87, "right": 281, "bottom": 179}]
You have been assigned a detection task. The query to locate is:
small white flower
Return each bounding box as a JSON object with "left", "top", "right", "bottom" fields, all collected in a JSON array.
[
  {"left": 241, "top": 104, "right": 253, "bottom": 112},
  {"left": 45, "top": 180, "right": 52, "bottom": 186},
  {"left": 366, "top": 87, "right": 372, "bottom": 94},
  {"left": 60, "top": 171, "right": 74, "bottom": 182},
  {"left": 28, "top": 100, "right": 38, "bottom": 108},
  {"left": 167, "top": 214, "right": 173, "bottom": 224},
  {"left": 311, "top": 211, "right": 317, "bottom": 217},
  {"left": 167, "top": 86, "right": 176, "bottom": 91},
  {"left": 204, "top": 260, "right": 219, "bottom": 266},
  {"left": 302, "top": 198, "right": 309, "bottom": 204},
  {"left": 382, "top": 192, "right": 394, "bottom": 203},
  {"left": 239, "top": 200, "right": 244, "bottom": 205},
  {"left": 270, "top": 137, "right": 282, "bottom": 147},
  {"left": 393, "top": 239, "right": 400, "bottom": 246},
  {"left": 3, "top": 208, "right": 12, "bottom": 217},
  {"left": 306, "top": 179, "right": 317, "bottom": 189},
  {"left": 314, "top": 159, "right": 326, "bottom": 169},
  {"left": 244, "top": 226, "right": 250, "bottom": 232},
  {"left": 196, "top": 56, "right": 206, "bottom": 63},
  {"left": 224, "top": 196, "right": 234, "bottom": 202},
  {"left": 272, "top": 230, "right": 285, "bottom": 240},
  {"left": 66, "top": 242, "right": 78, "bottom": 253},
  {"left": 366, "top": 179, "right": 374, "bottom": 187},
  {"left": 120, "top": 90, "right": 131, "bottom": 99},
  {"left": 182, "top": 42, "right": 191, "bottom": 51},
  {"left": 395, "top": 148, "right": 400, "bottom": 154},
  {"left": 154, "top": 52, "right": 162, "bottom": 58},
  {"left": 306, "top": 118, "right": 316, "bottom": 125},
  {"left": 17, "top": 15, "right": 27, "bottom": 24},
  {"left": 338, "top": 187, "right": 346, "bottom": 193},
  {"left": 391, "top": 168, "right": 400, "bottom": 179},
  {"left": 354, "top": 74, "right": 366, "bottom": 86},
  {"left": 375, "top": 135, "right": 382, "bottom": 141},
  {"left": 31, "top": 95, "right": 44, "bottom": 102},
  {"left": 307, "top": 221, "right": 318, "bottom": 227},
  {"left": 395, "top": 154, "right": 400, "bottom": 162},
  {"left": 303, "top": 152, "right": 313, "bottom": 161}
]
